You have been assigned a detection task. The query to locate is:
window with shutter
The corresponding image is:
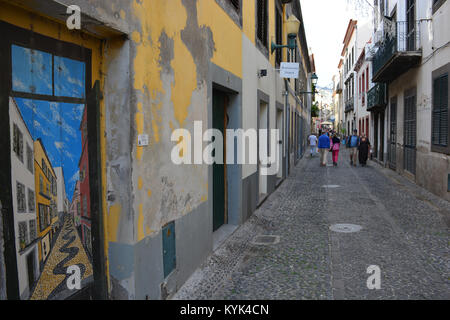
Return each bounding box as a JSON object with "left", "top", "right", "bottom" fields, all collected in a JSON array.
[
  {"left": 257, "top": 0, "right": 268, "bottom": 49},
  {"left": 16, "top": 181, "right": 26, "bottom": 213},
  {"left": 432, "top": 74, "right": 448, "bottom": 147},
  {"left": 432, "top": 64, "right": 450, "bottom": 154},
  {"left": 275, "top": 3, "right": 283, "bottom": 66},
  {"left": 229, "top": 0, "right": 240, "bottom": 11},
  {"left": 13, "top": 123, "right": 24, "bottom": 162}
]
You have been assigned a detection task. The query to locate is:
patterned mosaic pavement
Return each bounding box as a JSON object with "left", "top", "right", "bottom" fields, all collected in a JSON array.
[{"left": 30, "top": 216, "right": 93, "bottom": 300}]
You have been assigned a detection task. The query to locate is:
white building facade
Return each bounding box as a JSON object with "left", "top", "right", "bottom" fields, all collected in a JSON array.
[
  {"left": 368, "top": 0, "right": 450, "bottom": 200},
  {"left": 341, "top": 19, "right": 373, "bottom": 136},
  {"left": 355, "top": 46, "right": 373, "bottom": 140}
]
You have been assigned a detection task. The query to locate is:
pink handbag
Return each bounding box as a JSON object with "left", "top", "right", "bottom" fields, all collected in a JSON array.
[{"left": 332, "top": 143, "right": 340, "bottom": 151}]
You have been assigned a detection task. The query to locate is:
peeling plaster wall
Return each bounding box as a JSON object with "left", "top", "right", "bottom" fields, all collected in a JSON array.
[
  {"left": 106, "top": 0, "right": 243, "bottom": 299},
  {"left": 1, "top": 0, "right": 312, "bottom": 300}
]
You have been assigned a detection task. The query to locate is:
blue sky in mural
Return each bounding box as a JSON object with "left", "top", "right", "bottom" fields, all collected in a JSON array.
[
  {"left": 12, "top": 44, "right": 87, "bottom": 203},
  {"left": 55, "top": 56, "right": 86, "bottom": 98},
  {"left": 12, "top": 45, "right": 53, "bottom": 95},
  {"left": 15, "top": 98, "right": 85, "bottom": 203}
]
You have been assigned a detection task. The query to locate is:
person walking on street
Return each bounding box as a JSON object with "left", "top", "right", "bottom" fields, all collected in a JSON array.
[
  {"left": 347, "top": 129, "right": 360, "bottom": 166},
  {"left": 318, "top": 131, "right": 331, "bottom": 167},
  {"left": 331, "top": 133, "right": 341, "bottom": 166},
  {"left": 308, "top": 133, "right": 318, "bottom": 157},
  {"left": 358, "top": 134, "right": 371, "bottom": 167}
]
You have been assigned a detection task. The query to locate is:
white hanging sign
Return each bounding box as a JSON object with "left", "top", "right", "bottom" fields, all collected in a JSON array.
[{"left": 280, "top": 62, "right": 300, "bottom": 79}]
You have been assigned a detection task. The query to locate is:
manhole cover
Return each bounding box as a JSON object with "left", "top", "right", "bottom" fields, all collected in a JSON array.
[
  {"left": 330, "top": 224, "right": 363, "bottom": 233},
  {"left": 252, "top": 235, "right": 280, "bottom": 245}
]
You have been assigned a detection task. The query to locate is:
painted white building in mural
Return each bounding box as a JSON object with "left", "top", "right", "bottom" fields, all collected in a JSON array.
[
  {"left": 368, "top": 0, "right": 450, "bottom": 201},
  {"left": 9, "top": 97, "right": 39, "bottom": 300},
  {"left": 54, "top": 167, "right": 68, "bottom": 224}
]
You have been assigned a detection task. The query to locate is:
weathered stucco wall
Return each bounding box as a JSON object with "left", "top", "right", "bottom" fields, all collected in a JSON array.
[{"left": 1, "top": 0, "right": 312, "bottom": 300}]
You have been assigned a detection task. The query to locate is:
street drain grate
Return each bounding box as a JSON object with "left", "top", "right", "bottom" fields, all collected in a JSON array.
[
  {"left": 252, "top": 235, "right": 280, "bottom": 245},
  {"left": 330, "top": 224, "right": 363, "bottom": 233}
]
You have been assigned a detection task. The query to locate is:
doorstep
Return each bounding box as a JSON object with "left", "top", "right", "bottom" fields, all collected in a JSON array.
[{"left": 213, "top": 224, "right": 238, "bottom": 252}]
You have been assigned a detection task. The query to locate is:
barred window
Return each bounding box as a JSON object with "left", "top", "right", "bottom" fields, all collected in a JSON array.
[
  {"left": 13, "top": 123, "right": 24, "bottom": 162},
  {"left": 16, "top": 181, "right": 26, "bottom": 213},
  {"left": 26, "top": 144, "right": 33, "bottom": 173},
  {"left": 18, "top": 221, "right": 28, "bottom": 249},
  {"left": 28, "top": 189, "right": 35, "bottom": 213},
  {"left": 256, "top": 0, "right": 268, "bottom": 48},
  {"left": 29, "top": 219, "right": 37, "bottom": 242}
]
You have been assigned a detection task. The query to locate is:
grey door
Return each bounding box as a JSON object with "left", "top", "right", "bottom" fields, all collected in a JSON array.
[
  {"left": 404, "top": 90, "right": 417, "bottom": 175},
  {"left": 389, "top": 98, "right": 397, "bottom": 169}
]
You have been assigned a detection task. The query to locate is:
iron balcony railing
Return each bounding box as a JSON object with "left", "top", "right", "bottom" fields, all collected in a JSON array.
[
  {"left": 373, "top": 21, "right": 421, "bottom": 77},
  {"left": 345, "top": 97, "right": 354, "bottom": 113},
  {"left": 367, "top": 83, "right": 387, "bottom": 111}
]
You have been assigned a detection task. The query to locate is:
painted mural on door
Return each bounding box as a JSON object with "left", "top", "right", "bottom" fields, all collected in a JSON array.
[{"left": 8, "top": 44, "right": 93, "bottom": 300}]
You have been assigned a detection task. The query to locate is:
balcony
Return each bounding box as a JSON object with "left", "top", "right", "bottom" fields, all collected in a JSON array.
[
  {"left": 345, "top": 98, "right": 354, "bottom": 113},
  {"left": 335, "top": 82, "right": 343, "bottom": 94},
  {"left": 372, "top": 21, "right": 422, "bottom": 83},
  {"left": 367, "top": 83, "right": 387, "bottom": 112}
]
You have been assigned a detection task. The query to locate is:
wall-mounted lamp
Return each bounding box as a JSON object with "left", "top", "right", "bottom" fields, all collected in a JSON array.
[
  {"left": 311, "top": 73, "right": 318, "bottom": 86},
  {"left": 298, "top": 73, "right": 319, "bottom": 96},
  {"left": 271, "top": 15, "right": 301, "bottom": 54}
]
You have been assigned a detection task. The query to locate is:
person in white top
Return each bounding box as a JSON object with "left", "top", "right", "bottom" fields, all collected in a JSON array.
[{"left": 308, "top": 133, "right": 318, "bottom": 157}]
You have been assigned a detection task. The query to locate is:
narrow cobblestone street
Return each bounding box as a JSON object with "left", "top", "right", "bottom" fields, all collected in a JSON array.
[{"left": 174, "top": 150, "right": 450, "bottom": 300}]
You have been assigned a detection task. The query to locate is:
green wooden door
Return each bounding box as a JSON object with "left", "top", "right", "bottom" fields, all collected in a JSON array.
[{"left": 213, "top": 90, "right": 226, "bottom": 232}]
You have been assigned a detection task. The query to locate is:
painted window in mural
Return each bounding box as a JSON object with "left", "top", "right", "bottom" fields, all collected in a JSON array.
[{"left": 8, "top": 42, "right": 93, "bottom": 300}]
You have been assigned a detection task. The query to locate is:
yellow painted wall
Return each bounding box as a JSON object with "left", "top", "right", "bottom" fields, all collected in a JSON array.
[
  {"left": 130, "top": 0, "right": 243, "bottom": 241},
  {"left": 197, "top": 0, "right": 242, "bottom": 78},
  {"left": 243, "top": 0, "right": 255, "bottom": 44}
]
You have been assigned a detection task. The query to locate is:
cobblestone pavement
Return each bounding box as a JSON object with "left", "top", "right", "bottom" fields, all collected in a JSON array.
[
  {"left": 173, "top": 150, "right": 450, "bottom": 300},
  {"left": 31, "top": 215, "right": 93, "bottom": 300}
]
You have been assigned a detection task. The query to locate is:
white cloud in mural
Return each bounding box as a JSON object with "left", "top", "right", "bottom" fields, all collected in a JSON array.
[
  {"left": 29, "top": 48, "right": 53, "bottom": 90},
  {"left": 55, "top": 141, "right": 64, "bottom": 151},
  {"left": 13, "top": 78, "right": 28, "bottom": 92},
  {"left": 55, "top": 141, "right": 75, "bottom": 162},
  {"left": 22, "top": 99, "right": 36, "bottom": 113},
  {"left": 34, "top": 120, "right": 51, "bottom": 137},
  {"left": 49, "top": 103, "right": 77, "bottom": 138},
  {"left": 68, "top": 104, "right": 85, "bottom": 122},
  {"left": 68, "top": 76, "right": 84, "bottom": 88},
  {"left": 69, "top": 170, "right": 79, "bottom": 185}
]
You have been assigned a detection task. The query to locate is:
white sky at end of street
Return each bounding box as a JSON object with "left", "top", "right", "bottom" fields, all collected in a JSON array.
[{"left": 300, "top": 0, "right": 374, "bottom": 88}]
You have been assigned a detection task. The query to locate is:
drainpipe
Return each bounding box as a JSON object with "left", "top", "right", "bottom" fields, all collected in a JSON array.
[{"left": 284, "top": 78, "right": 289, "bottom": 179}]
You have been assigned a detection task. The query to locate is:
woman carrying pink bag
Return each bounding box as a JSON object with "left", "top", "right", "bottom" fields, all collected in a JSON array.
[{"left": 330, "top": 133, "right": 341, "bottom": 167}]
